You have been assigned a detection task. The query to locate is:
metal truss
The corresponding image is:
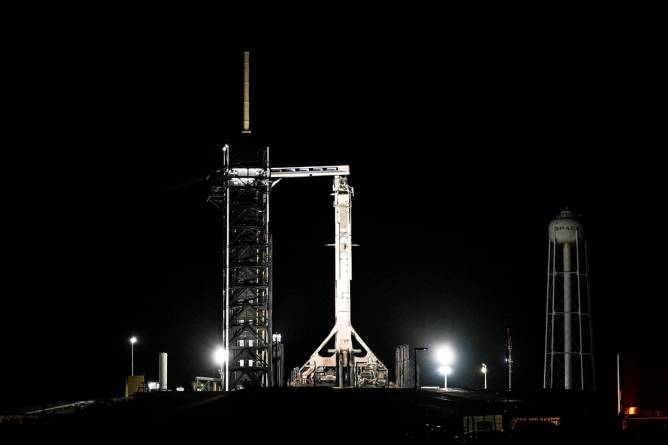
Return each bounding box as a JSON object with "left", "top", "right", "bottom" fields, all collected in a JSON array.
[
  {"left": 209, "top": 145, "right": 273, "bottom": 390},
  {"left": 544, "top": 228, "right": 596, "bottom": 390}
]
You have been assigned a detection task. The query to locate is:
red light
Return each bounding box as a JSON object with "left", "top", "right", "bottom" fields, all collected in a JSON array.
[{"left": 626, "top": 406, "right": 638, "bottom": 415}]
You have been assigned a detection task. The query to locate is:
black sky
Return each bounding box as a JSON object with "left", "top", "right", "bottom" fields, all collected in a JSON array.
[{"left": 2, "top": 24, "right": 666, "bottom": 409}]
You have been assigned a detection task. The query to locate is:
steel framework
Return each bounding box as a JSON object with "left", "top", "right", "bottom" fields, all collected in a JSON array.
[
  {"left": 395, "top": 344, "right": 414, "bottom": 388},
  {"left": 543, "top": 210, "right": 595, "bottom": 390},
  {"left": 209, "top": 145, "right": 273, "bottom": 390},
  {"left": 208, "top": 147, "right": 356, "bottom": 390}
]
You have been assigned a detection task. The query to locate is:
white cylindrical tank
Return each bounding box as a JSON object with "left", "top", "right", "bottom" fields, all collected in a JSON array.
[
  {"left": 548, "top": 209, "right": 583, "bottom": 244},
  {"left": 159, "top": 352, "right": 168, "bottom": 391}
]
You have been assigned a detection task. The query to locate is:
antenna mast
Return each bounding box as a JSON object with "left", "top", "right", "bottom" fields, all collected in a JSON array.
[{"left": 242, "top": 51, "right": 251, "bottom": 134}]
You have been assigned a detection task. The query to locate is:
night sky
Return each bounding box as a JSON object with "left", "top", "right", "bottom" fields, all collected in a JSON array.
[{"left": 2, "top": 30, "right": 666, "bottom": 409}]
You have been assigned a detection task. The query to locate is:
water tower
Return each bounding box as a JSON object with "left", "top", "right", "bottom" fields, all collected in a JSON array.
[{"left": 544, "top": 209, "right": 595, "bottom": 390}]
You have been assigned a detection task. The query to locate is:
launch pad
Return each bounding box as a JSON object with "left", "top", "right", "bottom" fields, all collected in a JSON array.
[
  {"left": 208, "top": 51, "right": 386, "bottom": 390},
  {"left": 209, "top": 152, "right": 388, "bottom": 388}
]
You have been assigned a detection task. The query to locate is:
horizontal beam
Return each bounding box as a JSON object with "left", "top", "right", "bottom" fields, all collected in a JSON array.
[{"left": 270, "top": 165, "right": 349, "bottom": 178}]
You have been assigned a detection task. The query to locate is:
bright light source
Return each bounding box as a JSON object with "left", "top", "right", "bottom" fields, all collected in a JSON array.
[
  {"left": 438, "top": 366, "right": 452, "bottom": 375},
  {"left": 436, "top": 346, "right": 455, "bottom": 365},
  {"left": 627, "top": 406, "right": 638, "bottom": 415},
  {"left": 213, "top": 347, "right": 227, "bottom": 366},
  {"left": 176, "top": 386, "right": 185, "bottom": 392},
  {"left": 130, "top": 336, "right": 137, "bottom": 344},
  {"left": 481, "top": 363, "right": 488, "bottom": 389}
]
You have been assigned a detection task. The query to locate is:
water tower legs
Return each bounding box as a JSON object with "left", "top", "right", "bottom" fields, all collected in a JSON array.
[{"left": 563, "top": 242, "right": 572, "bottom": 390}]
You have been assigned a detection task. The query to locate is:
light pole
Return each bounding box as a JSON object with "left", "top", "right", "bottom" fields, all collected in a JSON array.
[
  {"left": 506, "top": 327, "right": 512, "bottom": 393},
  {"left": 413, "top": 347, "right": 428, "bottom": 390},
  {"left": 130, "top": 336, "right": 137, "bottom": 376},
  {"left": 436, "top": 346, "right": 455, "bottom": 391},
  {"left": 481, "top": 363, "right": 487, "bottom": 390},
  {"left": 213, "top": 346, "right": 227, "bottom": 391},
  {"left": 438, "top": 366, "right": 453, "bottom": 389}
]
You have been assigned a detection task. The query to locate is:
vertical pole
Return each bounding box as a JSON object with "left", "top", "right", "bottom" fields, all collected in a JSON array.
[
  {"left": 564, "top": 242, "right": 572, "bottom": 389},
  {"left": 412, "top": 348, "right": 427, "bottom": 404},
  {"left": 506, "top": 328, "right": 512, "bottom": 394},
  {"left": 225, "top": 181, "right": 230, "bottom": 391},
  {"left": 550, "top": 239, "right": 557, "bottom": 387},
  {"left": 616, "top": 354, "right": 621, "bottom": 415},
  {"left": 484, "top": 369, "right": 487, "bottom": 390},
  {"left": 266, "top": 147, "right": 273, "bottom": 387},
  {"left": 585, "top": 240, "right": 596, "bottom": 390},
  {"left": 414, "top": 349, "right": 418, "bottom": 391},
  {"left": 131, "top": 342, "right": 134, "bottom": 377},
  {"left": 219, "top": 144, "right": 230, "bottom": 392},
  {"left": 414, "top": 354, "right": 418, "bottom": 407},
  {"left": 242, "top": 51, "right": 251, "bottom": 134},
  {"left": 576, "top": 232, "right": 585, "bottom": 389},
  {"left": 544, "top": 237, "right": 552, "bottom": 389},
  {"left": 337, "top": 351, "right": 343, "bottom": 388}
]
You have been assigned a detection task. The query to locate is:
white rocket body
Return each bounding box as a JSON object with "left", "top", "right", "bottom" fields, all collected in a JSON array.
[
  {"left": 333, "top": 175, "right": 353, "bottom": 351},
  {"left": 297, "top": 176, "right": 386, "bottom": 385}
]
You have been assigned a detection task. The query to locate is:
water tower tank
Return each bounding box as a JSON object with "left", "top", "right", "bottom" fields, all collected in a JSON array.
[{"left": 548, "top": 209, "right": 583, "bottom": 244}]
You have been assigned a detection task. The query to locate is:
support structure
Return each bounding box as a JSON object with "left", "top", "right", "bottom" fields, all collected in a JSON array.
[
  {"left": 544, "top": 209, "right": 595, "bottom": 390},
  {"left": 395, "top": 344, "right": 414, "bottom": 388},
  {"left": 273, "top": 333, "right": 285, "bottom": 387},
  {"left": 208, "top": 146, "right": 273, "bottom": 390}
]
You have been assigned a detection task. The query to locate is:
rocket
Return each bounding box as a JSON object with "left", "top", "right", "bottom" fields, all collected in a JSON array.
[
  {"left": 333, "top": 175, "right": 353, "bottom": 350},
  {"left": 296, "top": 175, "right": 387, "bottom": 387}
]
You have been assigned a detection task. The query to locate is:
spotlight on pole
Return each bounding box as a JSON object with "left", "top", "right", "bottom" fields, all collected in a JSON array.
[
  {"left": 438, "top": 366, "right": 453, "bottom": 390},
  {"left": 213, "top": 347, "right": 227, "bottom": 366},
  {"left": 481, "top": 363, "right": 487, "bottom": 390},
  {"left": 129, "top": 336, "right": 138, "bottom": 376},
  {"left": 436, "top": 346, "right": 455, "bottom": 390},
  {"left": 213, "top": 346, "right": 227, "bottom": 392},
  {"left": 436, "top": 346, "right": 455, "bottom": 366}
]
